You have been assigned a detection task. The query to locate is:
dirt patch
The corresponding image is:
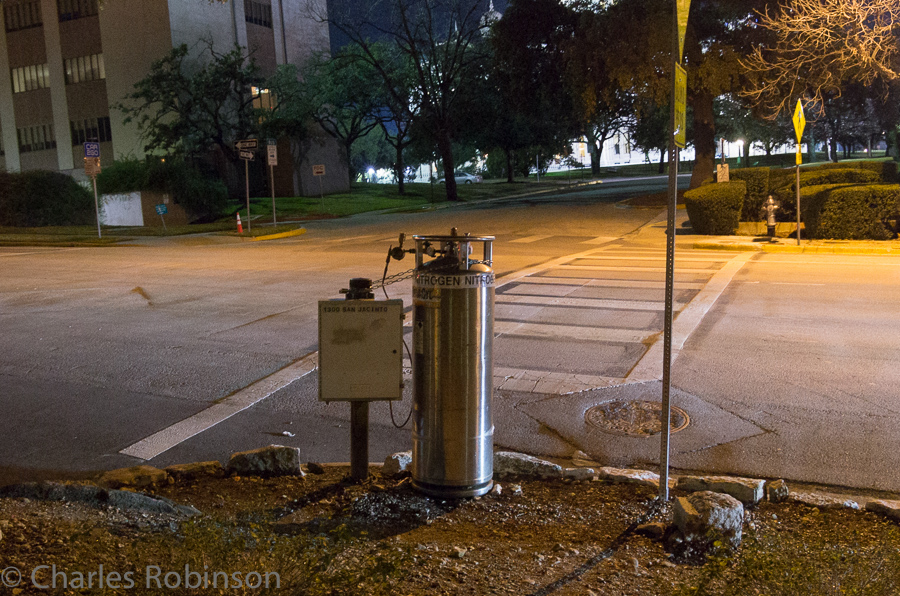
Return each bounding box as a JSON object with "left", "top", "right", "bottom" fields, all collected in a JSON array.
[{"left": 1, "top": 468, "right": 899, "bottom": 595}]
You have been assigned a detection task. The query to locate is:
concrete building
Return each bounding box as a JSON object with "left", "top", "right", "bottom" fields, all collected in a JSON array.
[{"left": 0, "top": 0, "right": 347, "bottom": 195}]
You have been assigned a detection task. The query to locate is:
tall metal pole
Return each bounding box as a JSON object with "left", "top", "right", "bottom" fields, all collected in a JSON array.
[
  {"left": 659, "top": 0, "right": 682, "bottom": 503},
  {"left": 270, "top": 163, "right": 277, "bottom": 226},
  {"left": 92, "top": 174, "right": 101, "bottom": 239},
  {"left": 795, "top": 164, "right": 801, "bottom": 246},
  {"left": 245, "top": 159, "right": 251, "bottom": 233}
]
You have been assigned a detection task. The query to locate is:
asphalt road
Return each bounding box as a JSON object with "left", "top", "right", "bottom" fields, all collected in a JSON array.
[{"left": 4, "top": 179, "right": 900, "bottom": 495}]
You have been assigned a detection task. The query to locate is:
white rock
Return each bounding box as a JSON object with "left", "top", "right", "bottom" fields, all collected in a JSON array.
[
  {"left": 766, "top": 479, "right": 789, "bottom": 502},
  {"left": 571, "top": 450, "right": 600, "bottom": 468},
  {"left": 563, "top": 467, "right": 596, "bottom": 481},
  {"left": 598, "top": 467, "right": 660, "bottom": 490},
  {"left": 493, "top": 452, "right": 563, "bottom": 479},
  {"left": 227, "top": 445, "right": 304, "bottom": 477},
  {"left": 788, "top": 492, "right": 859, "bottom": 510},
  {"left": 865, "top": 499, "right": 900, "bottom": 522},
  {"left": 490, "top": 483, "right": 503, "bottom": 496},
  {"left": 674, "top": 491, "right": 744, "bottom": 549},
  {"left": 676, "top": 475, "right": 765, "bottom": 505},
  {"left": 383, "top": 451, "right": 412, "bottom": 477}
]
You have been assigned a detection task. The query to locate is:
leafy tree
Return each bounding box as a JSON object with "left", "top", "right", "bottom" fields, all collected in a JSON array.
[
  {"left": 118, "top": 41, "right": 261, "bottom": 164},
  {"left": 302, "top": 48, "right": 383, "bottom": 185},
  {"left": 593, "top": 0, "right": 769, "bottom": 188},
  {"left": 563, "top": 4, "right": 633, "bottom": 175},
  {"left": 490, "top": 0, "right": 581, "bottom": 181},
  {"left": 327, "top": 0, "right": 492, "bottom": 200}
]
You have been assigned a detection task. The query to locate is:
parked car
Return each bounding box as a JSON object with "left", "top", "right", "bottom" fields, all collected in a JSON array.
[{"left": 438, "top": 172, "right": 483, "bottom": 184}]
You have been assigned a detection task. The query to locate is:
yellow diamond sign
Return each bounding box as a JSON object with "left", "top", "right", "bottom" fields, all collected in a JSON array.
[{"left": 792, "top": 100, "right": 805, "bottom": 143}]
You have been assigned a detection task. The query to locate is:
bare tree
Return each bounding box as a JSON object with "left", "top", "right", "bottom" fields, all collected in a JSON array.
[{"left": 741, "top": 0, "right": 900, "bottom": 117}]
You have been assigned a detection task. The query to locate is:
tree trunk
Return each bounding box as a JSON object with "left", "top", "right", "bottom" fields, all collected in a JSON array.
[
  {"left": 807, "top": 125, "right": 816, "bottom": 163},
  {"left": 658, "top": 149, "right": 666, "bottom": 174},
  {"left": 395, "top": 143, "right": 405, "bottom": 195},
  {"left": 506, "top": 148, "right": 514, "bottom": 183},
  {"left": 689, "top": 89, "right": 716, "bottom": 188},
  {"left": 585, "top": 128, "right": 601, "bottom": 176},
  {"left": 831, "top": 137, "right": 839, "bottom": 163},
  {"left": 436, "top": 131, "right": 458, "bottom": 201}
]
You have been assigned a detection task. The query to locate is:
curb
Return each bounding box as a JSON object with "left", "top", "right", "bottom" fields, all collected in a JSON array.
[
  {"left": 242, "top": 228, "right": 307, "bottom": 242},
  {"left": 693, "top": 240, "right": 900, "bottom": 255}
]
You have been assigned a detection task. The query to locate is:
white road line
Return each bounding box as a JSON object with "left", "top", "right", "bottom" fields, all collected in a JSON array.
[
  {"left": 496, "top": 294, "right": 684, "bottom": 311},
  {"left": 119, "top": 353, "right": 318, "bottom": 461},
  {"left": 556, "top": 264, "right": 717, "bottom": 274},
  {"left": 494, "top": 320, "right": 650, "bottom": 343},
  {"left": 509, "top": 235, "right": 553, "bottom": 243},
  {"left": 581, "top": 236, "right": 619, "bottom": 244},
  {"left": 626, "top": 251, "right": 754, "bottom": 381},
  {"left": 511, "top": 277, "right": 706, "bottom": 290},
  {"left": 577, "top": 255, "right": 733, "bottom": 263}
]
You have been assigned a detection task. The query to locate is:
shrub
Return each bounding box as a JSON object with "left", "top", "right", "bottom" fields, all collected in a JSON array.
[
  {"left": 95, "top": 158, "right": 148, "bottom": 194},
  {"left": 96, "top": 158, "right": 228, "bottom": 221},
  {"left": 802, "top": 184, "right": 900, "bottom": 240},
  {"left": 819, "top": 159, "right": 898, "bottom": 183},
  {"left": 684, "top": 180, "right": 746, "bottom": 235},
  {"left": 729, "top": 167, "right": 770, "bottom": 220},
  {"left": 773, "top": 167, "right": 878, "bottom": 221},
  {"left": 0, "top": 170, "right": 94, "bottom": 227}
]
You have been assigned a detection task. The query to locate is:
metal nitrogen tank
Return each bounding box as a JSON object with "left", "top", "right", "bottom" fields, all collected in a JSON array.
[{"left": 411, "top": 230, "right": 495, "bottom": 498}]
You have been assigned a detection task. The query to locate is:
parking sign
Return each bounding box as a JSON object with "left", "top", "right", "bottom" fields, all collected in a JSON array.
[{"left": 84, "top": 142, "right": 100, "bottom": 158}]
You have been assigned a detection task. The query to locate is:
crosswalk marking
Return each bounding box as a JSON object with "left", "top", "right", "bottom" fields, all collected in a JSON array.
[
  {"left": 577, "top": 255, "right": 733, "bottom": 263},
  {"left": 511, "top": 277, "right": 706, "bottom": 290},
  {"left": 494, "top": 320, "right": 650, "bottom": 343},
  {"left": 581, "top": 236, "right": 619, "bottom": 244},
  {"left": 510, "top": 235, "right": 553, "bottom": 243},
  {"left": 555, "top": 264, "right": 720, "bottom": 274},
  {"left": 496, "top": 294, "right": 684, "bottom": 311}
]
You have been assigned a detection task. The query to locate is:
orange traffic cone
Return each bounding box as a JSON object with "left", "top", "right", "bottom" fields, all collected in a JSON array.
[{"left": 236, "top": 212, "right": 243, "bottom": 233}]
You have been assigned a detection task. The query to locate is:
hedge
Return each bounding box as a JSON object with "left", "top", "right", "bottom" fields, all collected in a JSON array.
[
  {"left": 773, "top": 168, "right": 879, "bottom": 222},
  {"left": 819, "top": 160, "right": 898, "bottom": 183},
  {"left": 802, "top": 184, "right": 900, "bottom": 240},
  {"left": 97, "top": 158, "right": 228, "bottom": 221},
  {"left": 729, "top": 167, "right": 770, "bottom": 221},
  {"left": 684, "top": 180, "right": 746, "bottom": 235},
  {"left": 0, "top": 170, "right": 94, "bottom": 227}
]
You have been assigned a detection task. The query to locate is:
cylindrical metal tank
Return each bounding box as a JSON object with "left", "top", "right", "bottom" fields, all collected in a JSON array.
[{"left": 411, "top": 231, "right": 495, "bottom": 498}]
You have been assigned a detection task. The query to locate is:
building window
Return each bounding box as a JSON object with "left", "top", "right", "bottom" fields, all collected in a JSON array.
[
  {"left": 251, "top": 87, "right": 275, "bottom": 111},
  {"left": 244, "top": 0, "right": 272, "bottom": 28},
  {"left": 57, "top": 0, "right": 98, "bottom": 22},
  {"left": 4, "top": 0, "right": 42, "bottom": 32},
  {"left": 70, "top": 116, "right": 111, "bottom": 145},
  {"left": 11, "top": 63, "right": 50, "bottom": 93},
  {"left": 17, "top": 123, "right": 56, "bottom": 153},
  {"left": 64, "top": 53, "right": 105, "bottom": 85}
]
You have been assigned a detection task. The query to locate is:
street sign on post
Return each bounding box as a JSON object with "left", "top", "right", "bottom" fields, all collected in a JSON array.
[
  {"left": 239, "top": 150, "right": 254, "bottom": 161},
  {"left": 792, "top": 99, "right": 806, "bottom": 143},
  {"left": 673, "top": 64, "right": 687, "bottom": 149},
  {"left": 676, "top": 0, "right": 691, "bottom": 62},
  {"left": 267, "top": 141, "right": 277, "bottom": 225},
  {"left": 312, "top": 164, "right": 325, "bottom": 176},
  {"left": 792, "top": 100, "right": 805, "bottom": 247},
  {"left": 84, "top": 142, "right": 100, "bottom": 158},
  {"left": 235, "top": 139, "right": 258, "bottom": 150}
]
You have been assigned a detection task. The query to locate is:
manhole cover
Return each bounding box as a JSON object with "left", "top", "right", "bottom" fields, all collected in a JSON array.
[{"left": 585, "top": 400, "right": 690, "bottom": 437}]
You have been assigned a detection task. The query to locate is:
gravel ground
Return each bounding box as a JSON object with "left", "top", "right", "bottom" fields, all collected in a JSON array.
[{"left": 2, "top": 465, "right": 900, "bottom": 595}]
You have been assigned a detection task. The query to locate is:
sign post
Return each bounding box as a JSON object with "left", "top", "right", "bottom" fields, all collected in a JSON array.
[
  {"left": 236, "top": 139, "right": 257, "bottom": 233},
  {"left": 792, "top": 100, "right": 806, "bottom": 246},
  {"left": 660, "top": 0, "right": 691, "bottom": 503},
  {"left": 84, "top": 142, "right": 102, "bottom": 238},
  {"left": 267, "top": 140, "right": 278, "bottom": 226},
  {"left": 155, "top": 203, "right": 168, "bottom": 232},
  {"left": 313, "top": 164, "right": 326, "bottom": 211}
]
